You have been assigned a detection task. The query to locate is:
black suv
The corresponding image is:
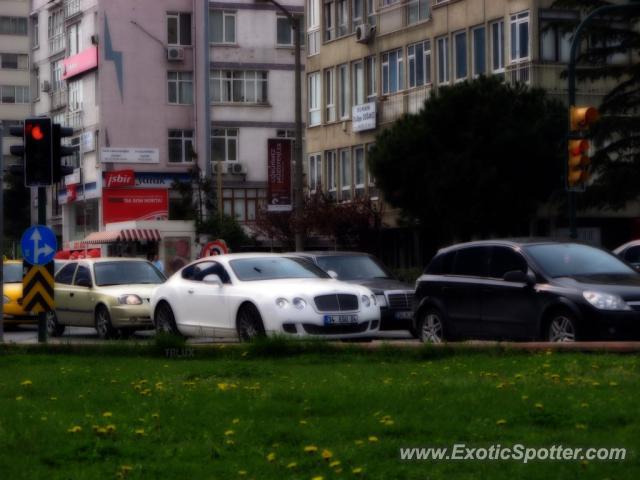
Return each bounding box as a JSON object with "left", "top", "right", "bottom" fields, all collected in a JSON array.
[
  {"left": 414, "top": 239, "right": 640, "bottom": 343},
  {"left": 292, "top": 252, "right": 416, "bottom": 334}
]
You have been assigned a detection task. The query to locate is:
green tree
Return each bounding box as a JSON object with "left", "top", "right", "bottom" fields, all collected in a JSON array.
[
  {"left": 368, "top": 76, "right": 566, "bottom": 243},
  {"left": 551, "top": 0, "right": 640, "bottom": 209}
]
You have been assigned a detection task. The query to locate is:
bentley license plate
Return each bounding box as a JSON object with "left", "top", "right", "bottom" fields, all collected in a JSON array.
[{"left": 324, "top": 314, "right": 358, "bottom": 325}]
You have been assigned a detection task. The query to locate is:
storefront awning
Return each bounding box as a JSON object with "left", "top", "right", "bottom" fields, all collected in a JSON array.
[{"left": 83, "top": 229, "right": 161, "bottom": 244}]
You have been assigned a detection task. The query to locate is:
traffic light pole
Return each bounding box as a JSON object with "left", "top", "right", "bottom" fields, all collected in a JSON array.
[
  {"left": 567, "top": 1, "right": 640, "bottom": 239},
  {"left": 37, "top": 187, "right": 47, "bottom": 343},
  {"left": 0, "top": 127, "right": 4, "bottom": 343}
]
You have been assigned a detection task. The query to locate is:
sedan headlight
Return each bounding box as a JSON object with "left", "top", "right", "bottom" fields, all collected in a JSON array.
[
  {"left": 293, "top": 297, "right": 307, "bottom": 310},
  {"left": 583, "top": 291, "right": 631, "bottom": 311},
  {"left": 2, "top": 295, "right": 10, "bottom": 304},
  {"left": 118, "top": 294, "right": 143, "bottom": 305},
  {"left": 361, "top": 295, "right": 371, "bottom": 307},
  {"left": 375, "top": 294, "right": 387, "bottom": 307},
  {"left": 276, "top": 297, "right": 289, "bottom": 308}
]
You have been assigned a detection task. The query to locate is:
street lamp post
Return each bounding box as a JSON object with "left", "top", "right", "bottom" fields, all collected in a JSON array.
[{"left": 260, "top": 0, "right": 304, "bottom": 251}]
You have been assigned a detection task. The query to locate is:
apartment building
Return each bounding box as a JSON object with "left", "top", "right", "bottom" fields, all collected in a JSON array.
[
  {"left": 27, "top": 0, "right": 303, "bottom": 265},
  {"left": 0, "top": 0, "right": 30, "bottom": 171},
  {"left": 304, "top": 0, "right": 627, "bottom": 264}
]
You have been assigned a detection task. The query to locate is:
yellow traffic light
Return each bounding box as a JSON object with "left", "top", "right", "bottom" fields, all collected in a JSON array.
[
  {"left": 567, "top": 139, "right": 590, "bottom": 187},
  {"left": 570, "top": 106, "right": 599, "bottom": 131}
]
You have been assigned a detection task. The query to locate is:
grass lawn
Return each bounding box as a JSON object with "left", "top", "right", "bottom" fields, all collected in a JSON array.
[{"left": 0, "top": 343, "right": 638, "bottom": 479}]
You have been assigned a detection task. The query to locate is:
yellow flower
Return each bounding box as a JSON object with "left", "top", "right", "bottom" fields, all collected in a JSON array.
[
  {"left": 329, "top": 460, "right": 341, "bottom": 468},
  {"left": 20, "top": 380, "right": 33, "bottom": 386},
  {"left": 232, "top": 418, "right": 240, "bottom": 424},
  {"left": 151, "top": 413, "right": 160, "bottom": 420},
  {"left": 50, "top": 396, "right": 57, "bottom": 400},
  {"left": 354, "top": 440, "right": 364, "bottom": 446},
  {"left": 225, "top": 439, "right": 235, "bottom": 445},
  {"left": 267, "top": 452, "right": 276, "bottom": 462},
  {"left": 96, "top": 427, "right": 108, "bottom": 435},
  {"left": 134, "top": 428, "right": 145, "bottom": 436},
  {"left": 575, "top": 424, "right": 587, "bottom": 430},
  {"left": 304, "top": 445, "right": 318, "bottom": 453},
  {"left": 287, "top": 462, "right": 297, "bottom": 469},
  {"left": 496, "top": 419, "right": 507, "bottom": 426},
  {"left": 120, "top": 465, "right": 133, "bottom": 473},
  {"left": 521, "top": 395, "right": 529, "bottom": 401},
  {"left": 102, "top": 412, "right": 113, "bottom": 418},
  {"left": 368, "top": 436, "right": 379, "bottom": 443},
  {"left": 321, "top": 449, "right": 333, "bottom": 460},
  {"left": 67, "top": 425, "right": 82, "bottom": 433},
  {"left": 580, "top": 402, "right": 589, "bottom": 408},
  {"left": 15, "top": 396, "right": 23, "bottom": 401},
  {"left": 352, "top": 467, "right": 363, "bottom": 475},
  {"left": 609, "top": 381, "right": 618, "bottom": 387},
  {"left": 311, "top": 476, "right": 324, "bottom": 480},
  {"left": 534, "top": 403, "right": 544, "bottom": 410},
  {"left": 299, "top": 420, "right": 308, "bottom": 425},
  {"left": 106, "top": 424, "right": 117, "bottom": 433},
  {"left": 224, "top": 430, "right": 235, "bottom": 436},
  {"left": 217, "top": 383, "right": 230, "bottom": 391},
  {"left": 238, "top": 470, "right": 247, "bottom": 476}
]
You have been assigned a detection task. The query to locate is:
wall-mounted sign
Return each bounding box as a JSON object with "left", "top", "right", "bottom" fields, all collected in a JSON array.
[
  {"left": 104, "top": 169, "right": 135, "bottom": 188},
  {"left": 81, "top": 131, "right": 95, "bottom": 152},
  {"left": 352, "top": 102, "right": 377, "bottom": 132},
  {"left": 101, "top": 148, "right": 159, "bottom": 164},
  {"left": 64, "top": 168, "right": 81, "bottom": 186},
  {"left": 267, "top": 138, "right": 292, "bottom": 212},
  {"left": 63, "top": 46, "right": 98, "bottom": 80},
  {"left": 102, "top": 188, "right": 168, "bottom": 224}
]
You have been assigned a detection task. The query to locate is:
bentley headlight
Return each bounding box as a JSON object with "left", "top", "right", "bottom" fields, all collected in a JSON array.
[
  {"left": 293, "top": 297, "right": 307, "bottom": 310},
  {"left": 276, "top": 297, "right": 289, "bottom": 308},
  {"left": 118, "top": 294, "right": 143, "bottom": 305},
  {"left": 583, "top": 291, "right": 630, "bottom": 311},
  {"left": 361, "top": 295, "right": 371, "bottom": 307}
]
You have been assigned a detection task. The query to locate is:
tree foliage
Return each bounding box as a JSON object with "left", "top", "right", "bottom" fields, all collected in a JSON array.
[
  {"left": 368, "top": 76, "right": 566, "bottom": 242},
  {"left": 551, "top": 0, "right": 640, "bottom": 209}
]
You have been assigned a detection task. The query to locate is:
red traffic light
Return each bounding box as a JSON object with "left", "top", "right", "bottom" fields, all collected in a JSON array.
[{"left": 30, "top": 125, "right": 44, "bottom": 140}]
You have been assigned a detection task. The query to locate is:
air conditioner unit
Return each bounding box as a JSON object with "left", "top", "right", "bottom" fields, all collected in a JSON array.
[
  {"left": 41, "top": 80, "right": 51, "bottom": 92},
  {"left": 167, "top": 46, "right": 185, "bottom": 61},
  {"left": 355, "top": 24, "right": 375, "bottom": 44},
  {"left": 231, "top": 162, "right": 246, "bottom": 174}
]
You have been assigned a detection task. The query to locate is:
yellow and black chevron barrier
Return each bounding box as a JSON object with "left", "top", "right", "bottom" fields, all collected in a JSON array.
[{"left": 22, "top": 261, "right": 55, "bottom": 314}]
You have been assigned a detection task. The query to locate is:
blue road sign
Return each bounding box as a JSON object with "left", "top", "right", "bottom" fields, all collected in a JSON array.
[{"left": 21, "top": 225, "right": 57, "bottom": 266}]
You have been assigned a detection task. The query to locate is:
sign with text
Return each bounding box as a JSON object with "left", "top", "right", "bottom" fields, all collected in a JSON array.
[
  {"left": 101, "top": 148, "right": 159, "bottom": 164},
  {"left": 267, "top": 139, "right": 293, "bottom": 212},
  {"left": 352, "top": 102, "right": 377, "bottom": 132},
  {"left": 102, "top": 188, "right": 168, "bottom": 224},
  {"left": 62, "top": 46, "right": 98, "bottom": 80},
  {"left": 104, "top": 169, "right": 136, "bottom": 188}
]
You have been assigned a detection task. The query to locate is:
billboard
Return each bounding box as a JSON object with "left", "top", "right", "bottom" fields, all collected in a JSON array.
[
  {"left": 102, "top": 188, "right": 168, "bottom": 224},
  {"left": 267, "top": 138, "right": 293, "bottom": 212}
]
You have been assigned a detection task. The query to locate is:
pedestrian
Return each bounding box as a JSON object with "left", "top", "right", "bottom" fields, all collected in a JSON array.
[{"left": 148, "top": 252, "right": 164, "bottom": 274}]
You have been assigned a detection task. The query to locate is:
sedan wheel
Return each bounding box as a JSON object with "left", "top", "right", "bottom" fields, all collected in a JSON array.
[
  {"left": 154, "top": 302, "right": 181, "bottom": 336},
  {"left": 236, "top": 304, "right": 265, "bottom": 342},
  {"left": 46, "top": 311, "right": 65, "bottom": 337},
  {"left": 95, "top": 306, "right": 117, "bottom": 340},
  {"left": 419, "top": 310, "right": 445, "bottom": 344},
  {"left": 547, "top": 314, "right": 576, "bottom": 342}
]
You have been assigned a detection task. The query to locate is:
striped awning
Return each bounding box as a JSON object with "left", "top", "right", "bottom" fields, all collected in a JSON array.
[{"left": 83, "top": 229, "right": 161, "bottom": 244}]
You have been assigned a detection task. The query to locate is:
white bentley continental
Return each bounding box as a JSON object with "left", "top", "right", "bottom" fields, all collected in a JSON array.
[{"left": 150, "top": 253, "right": 381, "bottom": 340}]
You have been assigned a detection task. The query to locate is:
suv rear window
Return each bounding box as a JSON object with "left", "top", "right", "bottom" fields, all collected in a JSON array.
[{"left": 452, "top": 247, "right": 490, "bottom": 277}]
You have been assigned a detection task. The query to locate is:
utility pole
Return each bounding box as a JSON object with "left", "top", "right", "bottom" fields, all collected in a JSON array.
[
  {"left": 566, "top": 1, "right": 640, "bottom": 238},
  {"left": 0, "top": 126, "right": 4, "bottom": 343}
]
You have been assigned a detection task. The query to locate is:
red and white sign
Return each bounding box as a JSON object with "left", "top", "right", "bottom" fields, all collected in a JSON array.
[
  {"left": 200, "top": 239, "right": 229, "bottom": 258},
  {"left": 66, "top": 184, "right": 77, "bottom": 203},
  {"left": 102, "top": 188, "right": 169, "bottom": 224},
  {"left": 104, "top": 169, "right": 136, "bottom": 188},
  {"left": 267, "top": 138, "right": 293, "bottom": 212},
  {"left": 63, "top": 46, "right": 98, "bottom": 80}
]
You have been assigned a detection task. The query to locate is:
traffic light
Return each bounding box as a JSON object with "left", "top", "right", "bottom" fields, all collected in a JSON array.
[
  {"left": 567, "top": 106, "right": 599, "bottom": 191},
  {"left": 22, "top": 117, "right": 53, "bottom": 187},
  {"left": 53, "top": 124, "right": 75, "bottom": 182}
]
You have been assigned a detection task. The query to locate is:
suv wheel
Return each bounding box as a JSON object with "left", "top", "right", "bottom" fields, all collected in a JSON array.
[
  {"left": 546, "top": 313, "right": 577, "bottom": 342},
  {"left": 418, "top": 308, "right": 446, "bottom": 343}
]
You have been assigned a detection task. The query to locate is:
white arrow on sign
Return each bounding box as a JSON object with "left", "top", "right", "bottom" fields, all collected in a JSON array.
[{"left": 30, "top": 228, "right": 54, "bottom": 263}]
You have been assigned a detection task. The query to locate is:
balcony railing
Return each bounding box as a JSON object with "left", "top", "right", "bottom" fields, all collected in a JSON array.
[
  {"left": 378, "top": 84, "right": 432, "bottom": 124},
  {"left": 64, "top": 0, "right": 81, "bottom": 19},
  {"left": 66, "top": 110, "right": 83, "bottom": 130},
  {"left": 49, "top": 88, "right": 67, "bottom": 110}
]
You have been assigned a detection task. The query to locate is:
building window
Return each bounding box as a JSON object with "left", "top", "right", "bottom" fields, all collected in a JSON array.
[
  {"left": 308, "top": 153, "right": 322, "bottom": 192},
  {"left": 338, "top": 63, "right": 350, "bottom": 118},
  {"left": 325, "top": 68, "right": 336, "bottom": 122},
  {"left": 168, "top": 12, "right": 192, "bottom": 46},
  {"left": 366, "top": 143, "right": 378, "bottom": 198},
  {"left": 352, "top": 60, "right": 365, "bottom": 106},
  {"left": 367, "top": 0, "right": 377, "bottom": 25},
  {"left": 540, "top": 12, "right": 576, "bottom": 63},
  {"left": 491, "top": 20, "right": 504, "bottom": 74},
  {"left": 32, "top": 67, "right": 39, "bottom": 101},
  {"left": 210, "top": 70, "right": 268, "bottom": 104},
  {"left": 168, "top": 71, "right": 193, "bottom": 104},
  {"left": 337, "top": 0, "right": 348, "bottom": 37},
  {"left": 277, "top": 15, "right": 304, "bottom": 47},
  {"left": 68, "top": 78, "right": 82, "bottom": 111},
  {"left": 437, "top": 36, "right": 449, "bottom": 85},
  {"left": 454, "top": 30, "right": 467, "bottom": 81},
  {"left": 47, "top": 9, "right": 65, "bottom": 53},
  {"left": 307, "top": 0, "right": 320, "bottom": 55},
  {"left": 365, "top": 55, "right": 376, "bottom": 99},
  {"left": 209, "top": 10, "right": 236, "bottom": 44},
  {"left": 326, "top": 150, "right": 337, "bottom": 198},
  {"left": 407, "top": 0, "right": 429, "bottom": 25},
  {"left": 382, "top": 48, "right": 404, "bottom": 94},
  {"left": 223, "top": 188, "right": 265, "bottom": 223},
  {"left": 0, "top": 85, "right": 30, "bottom": 104},
  {"left": 472, "top": 26, "right": 486, "bottom": 76},
  {"left": 211, "top": 127, "right": 238, "bottom": 162},
  {"left": 408, "top": 40, "right": 431, "bottom": 87},
  {"left": 0, "top": 16, "right": 28, "bottom": 36},
  {"left": 352, "top": 0, "right": 364, "bottom": 30},
  {"left": 168, "top": 130, "right": 194, "bottom": 163},
  {"left": 308, "top": 72, "right": 321, "bottom": 126},
  {"left": 67, "top": 23, "right": 81, "bottom": 56},
  {"left": 324, "top": 1, "right": 334, "bottom": 41},
  {"left": 0, "top": 53, "right": 28, "bottom": 70},
  {"left": 51, "top": 59, "right": 63, "bottom": 92},
  {"left": 340, "top": 148, "right": 352, "bottom": 201},
  {"left": 32, "top": 16, "right": 39, "bottom": 48},
  {"left": 354, "top": 146, "right": 365, "bottom": 197},
  {"left": 510, "top": 11, "right": 529, "bottom": 62}
]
